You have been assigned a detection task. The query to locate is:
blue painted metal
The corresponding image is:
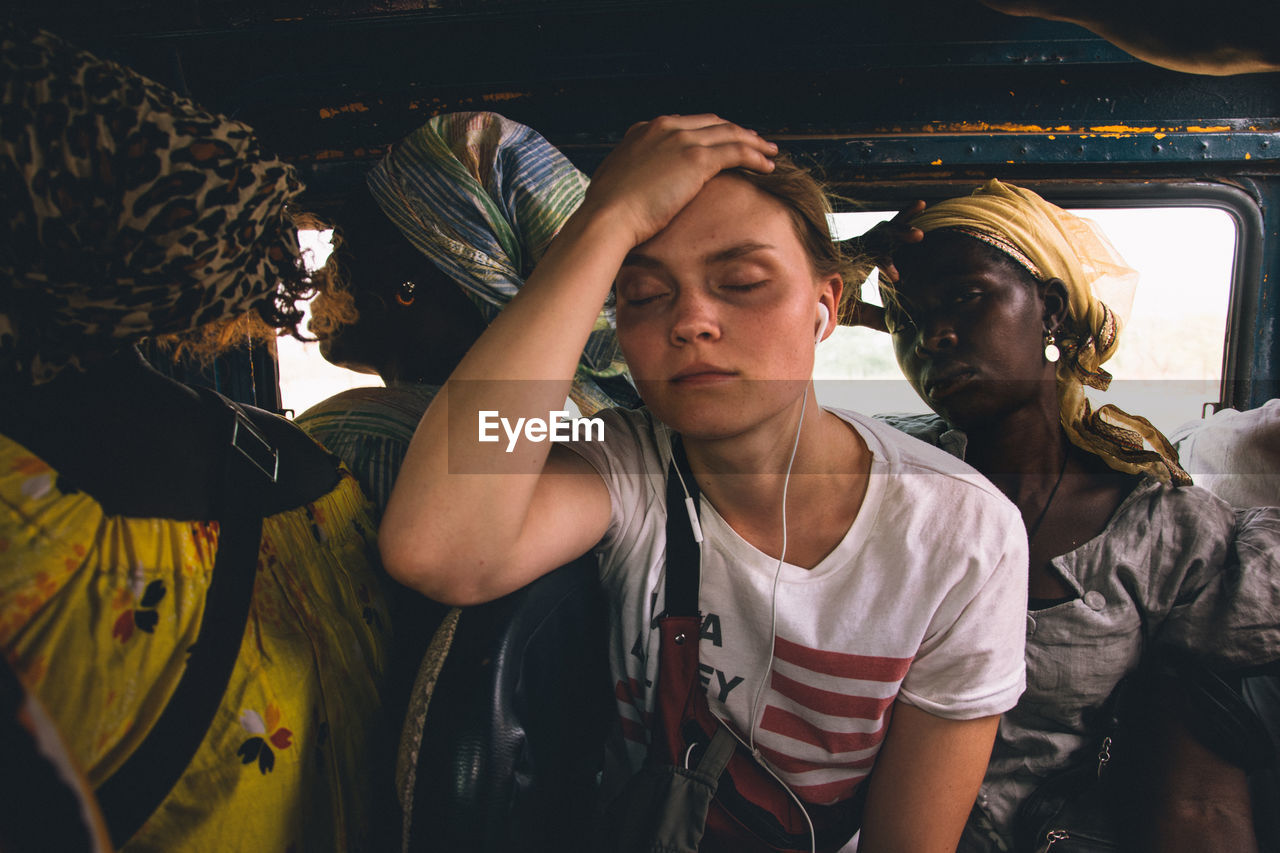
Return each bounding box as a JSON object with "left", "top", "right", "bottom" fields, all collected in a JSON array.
[
  {"left": 781, "top": 127, "right": 1280, "bottom": 167},
  {"left": 1243, "top": 180, "right": 1280, "bottom": 406},
  {"left": 26, "top": 0, "right": 1276, "bottom": 407}
]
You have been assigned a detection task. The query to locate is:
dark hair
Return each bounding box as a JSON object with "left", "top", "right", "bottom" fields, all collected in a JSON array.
[
  {"left": 154, "top": 209, "right": 317, "bottom": 362},
  {"left": 307, "top": 183, "right": 449, "bottom": 341}
]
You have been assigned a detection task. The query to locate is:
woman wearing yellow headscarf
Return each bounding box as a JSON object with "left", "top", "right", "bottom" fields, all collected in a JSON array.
[{"left": 858, "top": 180, "right": 1279, "bottom": 852}]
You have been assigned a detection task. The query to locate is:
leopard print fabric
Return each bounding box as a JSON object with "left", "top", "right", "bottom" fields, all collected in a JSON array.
[{"left": 0, "top": 24, "right": 305, "bottom": 385}]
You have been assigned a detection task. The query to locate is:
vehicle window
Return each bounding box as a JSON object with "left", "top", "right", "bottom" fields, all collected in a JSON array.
[
  {"left": 283, "top": 208, "right": 1236, "bottom": 434},
  {"left": 818, "top": 207, "right": 1236, "bottom": 435}
]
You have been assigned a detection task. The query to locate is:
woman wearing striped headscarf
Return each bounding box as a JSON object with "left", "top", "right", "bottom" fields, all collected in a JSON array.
[
  {"left": 0, "top": 25, "right": 390, "bottom": 851},
  {"left": 299, "top": 112, "right": 640, "bottom": 840},
  {"left": 302, "top": 111, "right": 635, "bottom": 519},
  {"left": 862, "top": 180, "right": 1279, "bottom": 852}
]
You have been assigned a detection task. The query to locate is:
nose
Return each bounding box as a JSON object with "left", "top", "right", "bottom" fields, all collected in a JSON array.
[
  {"left": 670, "top": 291, "right": 720, "bottom": 345},
  {"left": 914, "top": 311, "right": 958, "bottom": 356}
]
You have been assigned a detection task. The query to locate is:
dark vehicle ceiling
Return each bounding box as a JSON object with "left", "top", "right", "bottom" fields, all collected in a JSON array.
[
  {"left": 8, "top": 0, "right": 1280, "bottom": 211},
  {"left": 5, "top": 0, "right": 1278, "bottom": 405}
]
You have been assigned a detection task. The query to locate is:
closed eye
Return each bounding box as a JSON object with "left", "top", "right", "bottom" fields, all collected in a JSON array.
[
  {"left": 721, "top": 280, "right": 767, "bottom": 294},
  {"left": 617, "top": 277, "right": 672, "bottom": 306},
  {"left": 624, "top": 292, "right": 668, "bottom": 307}
]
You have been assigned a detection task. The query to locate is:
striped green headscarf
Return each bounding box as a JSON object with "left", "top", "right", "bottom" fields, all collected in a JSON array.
[{"left": 367, "top": 112, "right": 633, "bottom": 415}]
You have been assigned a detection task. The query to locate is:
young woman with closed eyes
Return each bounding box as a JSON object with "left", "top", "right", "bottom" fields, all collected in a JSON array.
[{"left": 380, "top": 116, "right": 1030, "bottom": 852}]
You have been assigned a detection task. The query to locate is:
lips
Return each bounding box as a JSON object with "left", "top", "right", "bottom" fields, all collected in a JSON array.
[
  {"left": 922, "top": 363, "right": 976, "bottom": 400},
  {"left": 670, "top": 362, "right": 737, "bottom": 385}
]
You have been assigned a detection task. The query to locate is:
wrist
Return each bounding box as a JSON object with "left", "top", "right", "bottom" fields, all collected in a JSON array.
[{"left": 546, "top": 199, "right": 641, "bottom": 269}]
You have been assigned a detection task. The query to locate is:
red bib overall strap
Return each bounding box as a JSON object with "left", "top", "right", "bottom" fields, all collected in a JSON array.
[{"left": 655, "top": 437, "right": 864, "bottom": 853}]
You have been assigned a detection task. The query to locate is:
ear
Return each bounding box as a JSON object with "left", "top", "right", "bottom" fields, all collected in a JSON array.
[
  {"left": 1040, "top": 277, "right": 1069, "bottom": 332},
  {"left": 816, "top": 273, "right": 843, "bottom": 343}
]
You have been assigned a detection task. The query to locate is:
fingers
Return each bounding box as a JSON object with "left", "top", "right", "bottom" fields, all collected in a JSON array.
[
  {"left": 628, "top": 113, "right": 731, "bottom": 133},
  {"left": 846, "top": 302, "right": 889, "bottom": 334},
  {"left": 581, "top": 115, "right": 779, "bottom": 248},
  {"left": 894, "top": 227, "right": 924, "bottom": 249},
  {"left": 890, "top": 199, "right": 926, "bottom": 225},
  {"left": 858, "top": 200, "right": 925, "bottom": 284},
  {"left": 628, "top": 114, "right": 778, "bottom": 173},
  {"left": 879, "top": 261, "right": 903, "bottom": 285}
]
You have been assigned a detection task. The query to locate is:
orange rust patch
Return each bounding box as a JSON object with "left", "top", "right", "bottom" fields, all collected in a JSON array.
[
  {"left": 1089, "top": 125, "right": 1158, "bottom": 135},
  {"left": 318, "top": 102, "right": 372, "bottom": 120}
]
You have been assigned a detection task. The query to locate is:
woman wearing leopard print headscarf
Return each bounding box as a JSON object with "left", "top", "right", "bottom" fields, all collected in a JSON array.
[{"left": 0, "top": 24, "right": 391, "bottom": 851}]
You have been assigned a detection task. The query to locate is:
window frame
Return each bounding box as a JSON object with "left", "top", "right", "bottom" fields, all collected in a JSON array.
[{"left": 826, "top": 178, "right": 1264, "bottom": 413}]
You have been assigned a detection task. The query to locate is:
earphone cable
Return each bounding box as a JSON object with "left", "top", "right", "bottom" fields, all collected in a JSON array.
[
  {"left": 745, "top": 382, "right": 814, "bottom": 853},
  {"left": 665, "top": 389, "right": 816, "bottom": 853},
  {"left": 748, "top": 382, "right": 807, "bottom": 753}
]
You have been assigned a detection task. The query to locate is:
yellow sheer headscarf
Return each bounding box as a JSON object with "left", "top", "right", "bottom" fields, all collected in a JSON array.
[{"left": 910, "top": 179, "right": 1190, "bottom": 484}]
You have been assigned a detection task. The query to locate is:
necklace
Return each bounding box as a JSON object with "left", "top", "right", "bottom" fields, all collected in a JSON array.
[{"left": 1026, "top": 450, "right": 1069, "bottom": 538}]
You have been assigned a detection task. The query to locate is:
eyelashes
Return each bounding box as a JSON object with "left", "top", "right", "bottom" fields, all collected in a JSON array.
[{"left": 619, "top": 280, "right": 769, "bottom": 307}]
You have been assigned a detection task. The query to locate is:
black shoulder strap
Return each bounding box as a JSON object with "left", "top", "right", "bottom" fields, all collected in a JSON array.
[
  {"left": 663, "top": 435, "right": 701, "bottom": 618},
  {"left": 95, "top": 389, "right": 276, "bottom": 847}
]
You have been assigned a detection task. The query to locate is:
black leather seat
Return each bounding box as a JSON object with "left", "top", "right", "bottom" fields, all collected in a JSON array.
[{"left": 404, "top": 554, "right": 613, "bottom": 852}]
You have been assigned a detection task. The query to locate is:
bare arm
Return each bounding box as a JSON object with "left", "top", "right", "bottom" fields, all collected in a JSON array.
[
  {"left": 857, "top": 702, "right": 999, "bottom": 852},
  {"left": 844, "top": 200, "right": 924, "bottom": 333},
  {"left": 379, "top": 115, "right": 777, "bottom": 605},
  {"left": 981, "top": 0, "right": 1280, "bottom": 75}
]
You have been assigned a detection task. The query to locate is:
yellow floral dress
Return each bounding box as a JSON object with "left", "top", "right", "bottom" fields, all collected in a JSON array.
[{"left": 0, "top": 432, "right": 390, "bottom": 852}]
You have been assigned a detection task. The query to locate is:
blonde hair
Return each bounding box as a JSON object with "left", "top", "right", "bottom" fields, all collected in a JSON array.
[{"left": 730, "top": 156, "right": 865, "bottom": 320}]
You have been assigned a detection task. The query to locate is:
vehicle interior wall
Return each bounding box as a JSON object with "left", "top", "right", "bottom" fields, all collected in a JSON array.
[{"left": 8, "top": 0, "right": 1278, "bottom": 408}]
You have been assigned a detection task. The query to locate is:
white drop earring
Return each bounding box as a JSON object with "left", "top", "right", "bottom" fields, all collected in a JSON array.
[{"left": 1043, "top": 330, "right": 1060, "bottom": 363}]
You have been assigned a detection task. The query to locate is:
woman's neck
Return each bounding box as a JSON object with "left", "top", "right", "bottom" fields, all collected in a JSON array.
[
  {"left": 959, "top": 401, "right": 1139, "bottom": 590},
  {"left": 961, "top": 403, "right": 1068, "bottom": 505},
  {"left": 680, "top": 391, "right": 870, "bottom": 566}
]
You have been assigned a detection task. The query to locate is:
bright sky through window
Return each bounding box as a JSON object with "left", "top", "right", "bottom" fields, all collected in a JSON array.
[{"left": 284, "top": 207, "right": 1234, "bottom": 434}]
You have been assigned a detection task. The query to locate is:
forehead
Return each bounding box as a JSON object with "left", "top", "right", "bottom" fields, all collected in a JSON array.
[
  {"left": 893, "top": 230, "right": 1031, "bottom": 294},
  {"left": 631, "top": 173, "right": 801, "bottom": 264}
]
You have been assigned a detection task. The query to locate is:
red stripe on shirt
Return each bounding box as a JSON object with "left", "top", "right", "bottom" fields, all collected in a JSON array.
[
  {"left": 756, "top": 744, "right": 879, "bottom": 776},
  {"left": 770, "top": 671, "right": 898, "bottom": 718},
  {"left": 619, "top": 717, "right": 648, "bottom": 745},
  {"left": 760, "top": 706, "right": 888, "bottom": 753},
  {"left": 773, "top": 636, "right": 913, "bottom": 682},
  {"left": 615, "top": 677, "right": 645, "bottom": 705}
]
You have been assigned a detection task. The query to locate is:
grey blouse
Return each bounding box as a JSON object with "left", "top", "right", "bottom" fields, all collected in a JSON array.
[{"left": 878, "top": 413, "right": 1280, "bottom": 850}]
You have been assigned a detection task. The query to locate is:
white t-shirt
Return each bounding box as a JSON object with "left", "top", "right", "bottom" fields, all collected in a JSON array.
[{"left": 564, "top": 406, "right": 1028, "bottom": 808}]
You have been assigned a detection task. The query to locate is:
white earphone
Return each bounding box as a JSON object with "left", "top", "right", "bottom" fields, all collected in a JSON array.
[
  {"left": 814, "top": 302, "right": 830, "bottom": 345},
  {"left": 661, "top": 315, "right": 821, "bottom": 851}
]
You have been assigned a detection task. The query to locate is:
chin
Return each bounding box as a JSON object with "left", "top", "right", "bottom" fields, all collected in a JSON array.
[
  {"left": 939, "top": 379, "right": 1049, "bottom": 434},
  {"left": 644, "top": 386, "right": 800, "bottom": 444},
  {"left": 930, "top": 399, "right": 1015, "bottom": 436},
  {"left": 318, "top": 338, "right": 379, "bottom": 376}
]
